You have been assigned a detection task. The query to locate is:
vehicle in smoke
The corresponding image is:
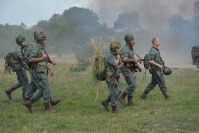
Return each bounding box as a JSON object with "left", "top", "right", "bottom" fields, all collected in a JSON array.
[{"left": 191, "top": 46, "right": 199, "bottom": 68}]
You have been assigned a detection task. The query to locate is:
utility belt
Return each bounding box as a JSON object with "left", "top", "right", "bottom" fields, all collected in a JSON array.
[
  {"left": 149, "top": 67, "right": 163, "bottom": 76},
  {"left": 29, "top": 61, "right": 48, "bottom": 80},
  {"left": 123, "top": 62, "right": 139, "bottom": 72}
]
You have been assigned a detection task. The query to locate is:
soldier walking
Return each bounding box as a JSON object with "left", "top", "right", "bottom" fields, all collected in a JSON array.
[
  {"left": 23, "top": 29, "right": 60, "bottom": 113},
  {"left": 101, "top": 40, "right": 121, "bottom": 113},
  {"left": 140, "top": 37, "right": 170, "bottom": 99},
  {"left": 119, "top": 34, "right": 142, "bottom": 106},
  {"left": 5, "top": 35, "right": 29, "bottom": 100}
]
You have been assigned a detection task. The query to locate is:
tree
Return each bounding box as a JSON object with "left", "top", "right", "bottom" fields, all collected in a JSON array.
[{"left": 113, "top": 11, "right": 140, "bottom": 32}]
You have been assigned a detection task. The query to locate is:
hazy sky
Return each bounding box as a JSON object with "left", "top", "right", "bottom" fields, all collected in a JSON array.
[
  {"left": 0, "top": 0, "right": 90, "bottom": 27},
  {"left": 0, "top": 0, "right": 197, "bottom": 30}
]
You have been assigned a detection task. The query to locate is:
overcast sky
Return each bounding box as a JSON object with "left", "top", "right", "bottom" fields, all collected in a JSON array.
[
  {"left": 0, "top": 0, "right": 90, "bottom": 27},
  {"left": 0, "top": 0, "right": 197, "bottom": 30}
]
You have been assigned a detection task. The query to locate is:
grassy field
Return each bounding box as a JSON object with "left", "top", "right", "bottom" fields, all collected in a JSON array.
[{"left": 0, "top": 64, "right": 199, "bottom": 133}]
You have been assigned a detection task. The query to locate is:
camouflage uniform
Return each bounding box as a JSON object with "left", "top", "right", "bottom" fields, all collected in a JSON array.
[
  {"left": 5, "top": 37, "right": 29, "bottom": 100},
  {"left": 120, "top": 44, "right": 136, "bottom": 98},
  {"left": 24, "top": 43, "right": 52, "bottom": 103},
  {"left": 23, "top": 29, "right": 60, "bottom": 113},
  {"left": 101, "top": 40, "right": 121, "bottom": 113},
  {"left": 105, "top": 52, "right": 120, "bottom": 107},
  {"left": 141, "top": 47, "right": 169, "bottom": 99}
]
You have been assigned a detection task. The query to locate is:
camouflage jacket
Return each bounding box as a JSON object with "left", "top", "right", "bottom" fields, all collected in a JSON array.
[
  {"left": 13, "top": 47, "right": 27, "bottom": 71},
  {"left": 148, "top": 47, "right": 164, "bottom": 69},
  {"left": 105, "top": 51, "right": 120, "bottom": 80},
  {"left": 28, "top": 43, "right": 48, "bottom": 74}
]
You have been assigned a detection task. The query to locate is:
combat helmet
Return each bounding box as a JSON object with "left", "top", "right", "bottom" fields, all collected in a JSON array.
[
  {"left": 163, "top": 67, "right": 172, "bottom": 75},
  {"left": 34, "top": 28, "right": 47, "bottom": 43},
  {"left": 16, "top": 35, "right": 26, "bottom": 45},
  {"left": 109, "top": 40, "right": 121, "bottom": 51},
  {"left": 124, "top": 34, "right": 134, "bottom": 43}
]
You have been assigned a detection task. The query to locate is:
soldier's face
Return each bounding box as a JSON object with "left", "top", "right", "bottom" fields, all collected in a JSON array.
[
  {"left": 129, "top": 39, "right": 135, "bottom": 47},
  {"left": 116, "top": 48, "right": 120, "bottom": 54},
  {"left": 154, "top": 39, "right": 160, "bottom": 47}
]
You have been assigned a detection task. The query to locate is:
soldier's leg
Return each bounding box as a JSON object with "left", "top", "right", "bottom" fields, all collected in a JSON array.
[
  {"left": 18, "top": 71, "right": 29, "bottom": 100},
  {"left": 33, "top": 75, "right": 55, "bottom": 112},
  {"left": 110, "top": 80, "right": 119, "bottom": 113},
  {"left": 156, "top": 74, "right": 169, "bottom": 99},
  {"left": 5, "top": 71, "right": 22, "bottom": 99},
  {"left": 101, "top": 81, "right": 111, "bottom": 111},
  {"left": 140, "top": 76, "right": 157, "bottom": 99},
  {"left": 122, "top": 71, "right": 136, "bottom": 106},
  {"left": 145, "top": 76, "right": 157, "bottom": 93},
  {"left": 24, "top": 80, "right": 37, "bottom": 100}
]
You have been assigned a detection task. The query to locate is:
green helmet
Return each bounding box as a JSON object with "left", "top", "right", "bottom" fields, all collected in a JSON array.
[
  {"left": 163, "top": 67, "right": 172, "bottom": 75},
  {"left": 16, "top": 35, "right": 26, "bottom": 45},
  {"left": 109, "top": 40, "right": 121, "bottom": 51},
  {"left": 124, "top": 34, "right": 134, "bottom": 43},
  {"left": 34, "top": 28, "right": 47, "bottom": 43}
]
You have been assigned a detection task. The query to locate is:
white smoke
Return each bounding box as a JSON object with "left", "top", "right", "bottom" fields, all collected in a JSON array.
[{"left": 88, "top": 0, "right": 196, "bottom": 31}]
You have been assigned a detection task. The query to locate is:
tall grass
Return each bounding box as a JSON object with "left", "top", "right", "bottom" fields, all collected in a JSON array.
[{"left": 0, "top": 65, "right": 199, "bottom": 133}]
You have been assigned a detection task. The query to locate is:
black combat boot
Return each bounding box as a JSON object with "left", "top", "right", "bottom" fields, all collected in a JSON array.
[
  {"left": 23, "top": 98, "right": 36, "bottom": 113},
  {"left": 140, "top": 90, "right": 148, "bottom": 99},
  {"left": 119, "top": 92, "right": 127, "bottom": 105},
  {"left": 111, "top": 106, "right": 118, "bottom": 113},
  {"left": 163, "top": 92, "right": 170, "bottom": 100},
  {"left": 127, "top": 96, "right": 134, "bottom": 106},
  {"left": 44, "top": 102, "right": 56, "bottom": 113},
  {"left": 50, "top": 99, "right": 61, "bottom": 106},
  {"left": 101, "top": 97, "right": 111, "bottom": 111},
  {"left": 23, "top": 97, "right": 30, "bottom": 102},
  {"left": 5, "top": 90, "right": 12, "bottom": 99},
  {"left": 5, "top": 86, "right": 17, "bottom": 99}
]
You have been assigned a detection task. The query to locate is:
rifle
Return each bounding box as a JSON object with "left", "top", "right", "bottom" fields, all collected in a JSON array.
[{"left": 109, "top": 66, "right": 119, "bottom": 88}]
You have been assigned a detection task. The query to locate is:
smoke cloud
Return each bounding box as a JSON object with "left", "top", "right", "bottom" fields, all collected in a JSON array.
[{"left": 88, "top": 0, "right": 198, "bottom": 67}]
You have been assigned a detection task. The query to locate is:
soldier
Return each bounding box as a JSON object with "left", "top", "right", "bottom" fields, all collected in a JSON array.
[
  {"left": 101, "top": 40, "right": 121, "bottom": 113},
  {"left": 23, "top": 29, "right": 60, "bottom": 113},
  {"left": 140, "top": 37, "right": 170, "bottom": 99},
  {"left": 119, "top": 34, "right": 142, "bottom": 106},
  {"left": 5, "top": 35, "right": 29, "bottom": 100}
]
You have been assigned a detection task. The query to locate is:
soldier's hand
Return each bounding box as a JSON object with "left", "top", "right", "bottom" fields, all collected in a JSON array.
[
  {"left": 134, "top": 58, "right": 141, "bottom": 63},
  {"left": 158, "top": 64, "right": 164, "bottom": 69},
  {"left": 41, "top": 54, "right": 48, "bottom": 60},
  {"left": 117, "top": 54, "right": 121, "bottom": 60},
  {"left": 138, "top": 65, "right": 142, "bottom": 72}
]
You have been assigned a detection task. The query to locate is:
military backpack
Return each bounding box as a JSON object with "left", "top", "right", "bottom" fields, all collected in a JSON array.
[{"left": 4, "top": 52, "right": 17, "bottom": 72}]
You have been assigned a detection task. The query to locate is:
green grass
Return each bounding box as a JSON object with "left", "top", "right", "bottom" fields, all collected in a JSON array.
[{"left": 0, "top": 64, "right": 199, "bottom": 133}]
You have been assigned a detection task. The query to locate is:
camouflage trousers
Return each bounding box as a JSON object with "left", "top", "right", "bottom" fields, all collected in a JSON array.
[
  {"left": 105, "top": 78, "right": 120, "bottom": 106},
  {"left": 121, "top": 66, "right": 136, "bottom": 97},
  {"left": 145, "top": 70, "right": 167, "bottom": 94},
  {"left": 15, "top": 70, "right": 29, "bottom": 94},
  {"left": 25, "top": 72, "right": 52, "bottom": 103}
]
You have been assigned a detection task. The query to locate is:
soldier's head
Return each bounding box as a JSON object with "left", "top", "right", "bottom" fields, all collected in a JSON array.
[
  {"left": 152, "top": 37, "right": 160, "bottom": 48},
  {"left": 109, "top": 39, "right": 121, "bottom": 55},
  {"left": 34, "top": 28, "right": 47, "bottom": 45},
  {"left": 16, "top": 35, "right": 26, "bottom": 46},
  {"left": 124, "top": 34, "right": 135, "bottom": 47}
]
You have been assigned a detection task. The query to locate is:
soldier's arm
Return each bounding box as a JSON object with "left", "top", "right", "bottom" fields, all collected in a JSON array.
[
  {"left": 149, "top": 60, "right": 163, "bottom": 68},
  {"left": 28, "top": 46, "right": 47, "bottom": 63},
  {"left": 121, "top": 51, "right": 141, "bottom": 63}
]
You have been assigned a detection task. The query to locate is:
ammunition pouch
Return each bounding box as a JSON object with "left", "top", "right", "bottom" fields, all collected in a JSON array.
[{"left": 37, "top": 61, "right": 47, "bottom": 73}]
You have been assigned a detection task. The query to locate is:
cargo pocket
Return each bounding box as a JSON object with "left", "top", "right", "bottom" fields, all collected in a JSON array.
[{"left": 37, "top": 62, "right": 47, "bottom": 73}]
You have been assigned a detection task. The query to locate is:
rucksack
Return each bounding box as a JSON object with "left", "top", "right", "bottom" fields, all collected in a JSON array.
[
  {"left": 94, "top": 55, "right": 107, "bottom": 81},
  {"left": 4, "top": 52, "right": 17, "bottom": 73},
  {"left": 143, "top": 54, "right": 150, "bottom": 69}
]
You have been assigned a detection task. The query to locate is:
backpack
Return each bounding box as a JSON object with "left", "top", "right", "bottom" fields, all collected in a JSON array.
[
  {"left": 143, "top": 54, "right": 150, "bottom": 69},
  {"left": 94, "top": 55, "right": 107, "bottom": 81},
  {"left": 4, "top": 52, "right": 17, "bottom": 73}
]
